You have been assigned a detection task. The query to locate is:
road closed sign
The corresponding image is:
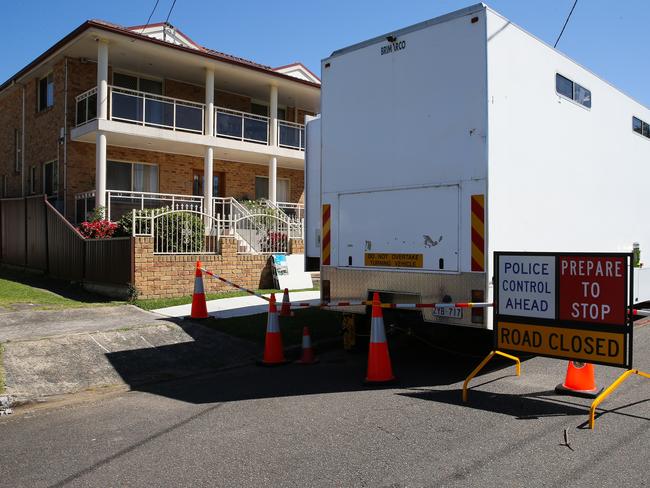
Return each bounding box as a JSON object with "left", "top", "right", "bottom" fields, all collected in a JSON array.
[{"left": 494, "top": 252, "right": 633, "bottom": 368}]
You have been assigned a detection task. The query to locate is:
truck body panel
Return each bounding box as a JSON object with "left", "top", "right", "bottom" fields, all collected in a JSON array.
[{"left": 309, "top": 3, "right": 650, "bottom": 329}]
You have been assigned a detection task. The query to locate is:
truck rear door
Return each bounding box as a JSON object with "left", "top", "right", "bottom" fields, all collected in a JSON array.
[{"left": 338, "top": 185, "right": 459, "bottom": 272}]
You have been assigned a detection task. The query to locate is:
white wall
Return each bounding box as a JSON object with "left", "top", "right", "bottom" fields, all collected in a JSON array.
[
  {"left": 305, "top": 115, "right": 321, "bottom": 259},
  {"left": 486, "top": 9, "right": 650, "bottom": 303},
  {"left": 321, "top": 7, "right": 489, "bottom": 269}
]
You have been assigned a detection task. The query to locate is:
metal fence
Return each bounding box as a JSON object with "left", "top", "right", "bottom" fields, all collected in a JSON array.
[
  {"left": 132, "top": 207, "right": 221, "bottom": 254},
  {"left": 231, "top": 212, "right": 302, "bottom": 254},
  {"left": 0, "top": 195, "right": 132, "bottom": 286},
  {"left": 132, "top": 206, "right": 302, "bottom": 255}
]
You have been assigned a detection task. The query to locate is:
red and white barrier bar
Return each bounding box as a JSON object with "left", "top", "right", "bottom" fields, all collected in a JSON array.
[
  {"left": 200, "top": 267, "right": 271, "bottom": 302},
  {"left": 288, "top": 301, "right": 494, "bottom": 310},
  {"left": 632, "top": 309, "right": 650, "bottom": 317}
]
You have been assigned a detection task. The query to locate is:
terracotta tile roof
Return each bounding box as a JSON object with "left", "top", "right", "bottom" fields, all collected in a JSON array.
[
  {"left": 0, "top": 19, "right": 320, "bottom": 93},
  {"left": 101, "top": 19, "right": 274, "bottom": 71}
]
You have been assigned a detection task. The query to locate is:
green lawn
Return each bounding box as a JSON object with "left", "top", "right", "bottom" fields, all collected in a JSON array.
[
  {"left": 0, "top": 267, "right": 122, "bottom": 310},
  {"left": 135, "top": 288, "right": 318, "bottom": 311},
  {"left": 201, "top": 307, "right": 342, "bottom": 347}
]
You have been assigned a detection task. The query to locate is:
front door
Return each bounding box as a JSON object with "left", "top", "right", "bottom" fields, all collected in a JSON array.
[{"left": 193, "top": 170, "right": 225, "bottom": 197}]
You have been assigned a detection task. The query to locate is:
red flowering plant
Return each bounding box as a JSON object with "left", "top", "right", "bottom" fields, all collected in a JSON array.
[
  {"left": 78, "top": 220, "right": 118, "bottom": 239},
  {"left": 78, "top": 206, "right": 118, "bottom": 239}
]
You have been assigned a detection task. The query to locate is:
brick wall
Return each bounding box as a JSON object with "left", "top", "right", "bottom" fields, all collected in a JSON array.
[
  {"left": 289, "top": 238, "right": 304, "bottom": 254},
  {"left": 0, "top": 85, "right": 22, "bottom": 197},
  {"left": 2, "top": 56, "right": 309, "bottom": 217},
  {"left": 133, "top": 236, "right": 281, "bottom": 299}
]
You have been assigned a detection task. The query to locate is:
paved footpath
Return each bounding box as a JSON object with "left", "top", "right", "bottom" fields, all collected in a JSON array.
[
  {"left": 153, "top": 290, "right": 321, "bottom": 318},
  {"left": 1, "top": 322, "right": 648, "bottom": 487}
]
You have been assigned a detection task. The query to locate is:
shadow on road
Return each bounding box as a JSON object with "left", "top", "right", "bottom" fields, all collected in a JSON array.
[
  {"left": 398, "top": 387, "right": 589, "bottom": 419},
  {"left": 104, "top": 321, "right": 541, "bottom": 407}
]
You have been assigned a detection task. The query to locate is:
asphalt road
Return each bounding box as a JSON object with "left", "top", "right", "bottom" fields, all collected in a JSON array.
[{"left": 1, "top": 323, "right": 648, "bottom": 488}]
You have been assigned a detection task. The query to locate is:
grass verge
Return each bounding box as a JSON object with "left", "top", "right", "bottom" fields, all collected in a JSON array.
[
  {"left": 135, "top": 288, "right": 319, "bottom": 311},
  {"left": 201, "top": 307, "right": 342, "bottom": 347},
  {"left": 0, "top": 267, "right": 122, "bottom": 310}
]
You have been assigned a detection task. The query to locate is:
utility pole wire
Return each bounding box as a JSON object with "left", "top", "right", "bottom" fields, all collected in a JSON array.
[
  {"left": 165, "top": 0, "right": 178, "bottom": 24},
  {"left": 554, "top": 0, "right": 579, "bottom": 48},
  {"left": 140, "top": 0, "right": 161, "bottom": 33}
]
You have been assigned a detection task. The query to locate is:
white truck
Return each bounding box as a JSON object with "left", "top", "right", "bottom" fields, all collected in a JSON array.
[{"left": 306, "top": 3, "right": 650, "bottom": 329}]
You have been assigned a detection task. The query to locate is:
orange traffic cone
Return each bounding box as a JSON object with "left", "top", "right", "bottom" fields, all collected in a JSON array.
[
  {"left": 190, "top": 260, "right": 209, "bottom": 319},
  {"left": 280, "top": 288, "right": 293, "bottom": 317},
  {"left": 258, "top": 294, "right": 288, "bottom": 366},
  {"left": 296, "top": 326, "right": 319, "bottom": 364},
  {"left": 555, "top": 361, "right": 602, "bottom": 398},
  {"left": 365, "top": 292, "right": 396, "bottom": 385}
]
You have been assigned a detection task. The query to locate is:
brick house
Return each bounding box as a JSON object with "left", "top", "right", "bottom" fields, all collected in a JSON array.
[{"left": 0, "top": 20, "right": 320, "bottom": 223}]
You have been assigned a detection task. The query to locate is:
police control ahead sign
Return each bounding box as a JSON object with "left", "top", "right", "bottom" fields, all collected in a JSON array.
[{"left": 494, "top": 252, "right": 633, "bottom": 368}]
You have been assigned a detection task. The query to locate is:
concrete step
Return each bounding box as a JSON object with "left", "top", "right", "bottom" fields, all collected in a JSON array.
[{"left": 310, "top": 271, "right": 320, "bottom": 287}]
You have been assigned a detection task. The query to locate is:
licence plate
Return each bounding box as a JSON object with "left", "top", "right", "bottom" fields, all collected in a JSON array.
[{"left": 432, "top": 306, "right": 463, "bottom": 319}]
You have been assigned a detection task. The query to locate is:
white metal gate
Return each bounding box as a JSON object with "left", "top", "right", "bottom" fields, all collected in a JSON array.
[{"left": 133, "top": 207, "right": 220, "bottom": 254}]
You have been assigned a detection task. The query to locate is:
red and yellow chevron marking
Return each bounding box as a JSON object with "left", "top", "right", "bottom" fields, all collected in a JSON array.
[
  {"left": 322, "top": 204, "right": 331, "bottom": 265},
  {"left": 471, "top": 194, "right": 485, "bottom": 272}
]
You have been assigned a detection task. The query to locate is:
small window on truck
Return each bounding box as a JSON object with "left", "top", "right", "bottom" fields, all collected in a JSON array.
[{"left": 555, "top": 73, "right": 591, "bottom": 108}]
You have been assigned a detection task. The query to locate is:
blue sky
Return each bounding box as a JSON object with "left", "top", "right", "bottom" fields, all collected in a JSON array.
[{"left": 3, "top": 0, "right": 649, "bottom": 106}]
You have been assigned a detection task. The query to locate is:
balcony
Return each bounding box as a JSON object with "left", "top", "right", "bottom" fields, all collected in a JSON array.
[
  {"left": 76, "top": 86, "right": 204, "bottom": 133},
  {"left": 278, "top": 121, "right": 305, "bottom": 151},
  {"left": 75, "top": 86, "right": 306, "bottom": 152},
  {"left": 215, "top": 107, "right": 269, "bottom": 144}
]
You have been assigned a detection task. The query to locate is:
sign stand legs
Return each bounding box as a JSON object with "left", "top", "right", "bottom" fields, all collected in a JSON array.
[
  {"left": 462, "top": 350, "right": 521, "bottom": 403},
  {"left": 589, "top": 368, "right": 650, "bottom": 429}
]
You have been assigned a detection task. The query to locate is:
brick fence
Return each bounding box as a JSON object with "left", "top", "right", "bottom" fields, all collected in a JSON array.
[{"left": 133, "top": 236, "right": 304, "bottom": 300}]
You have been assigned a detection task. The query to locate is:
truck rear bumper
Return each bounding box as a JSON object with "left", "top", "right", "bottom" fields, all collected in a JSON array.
[{"left": 321, "top": 267, "right": 488, "bottom": 328}]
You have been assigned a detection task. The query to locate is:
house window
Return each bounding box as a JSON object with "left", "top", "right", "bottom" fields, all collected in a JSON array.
[
  {"left": 107, "top": 161, "right": 159, "bottom": 192},
  {"left": 113, "top": 73, "right": 163, "bottom": 94},
  {"left": 555, "top": 73, "right": 591, "bottom": 108},
  {"left": 14, "top": 129, "right": 22, "bottom": 173},
  {"left": 43, "top": 161, "right": 58, "bottom": 196},
  {"left": 255, "top": 176, "right": 290, "bottom": 202},
  {"left": 38, "top": 72, "right": 54, "bottom": 111},
  {"left": 633, "top": 116, "right": 650, "bottom": 139},
  {"left": 29, "top": 166, "right": 37, "bottom": 194}
]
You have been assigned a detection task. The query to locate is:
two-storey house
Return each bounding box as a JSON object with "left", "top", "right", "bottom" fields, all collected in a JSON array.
[{"left": 0, "top": 20, "right": 320, "bottom": 224}]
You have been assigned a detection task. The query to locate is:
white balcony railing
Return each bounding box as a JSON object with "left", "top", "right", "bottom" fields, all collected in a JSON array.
[
  {"left": 75, "top": 86, "right": 306, "bottom": 151},
  {"left": 75, "top": 190, "right": 203, "bottom": 222},
  {"left": 278, "top": 120, "right": 305, "bottom": 151},
  {"left": 110, "top": 86, "right": 205, "bottom": 134},
  {"left": 75, "top": 190, "right": 305, "bottom": 249},
  {"left": 75, "top": 87, "right": 98, "bottom": 126},
  {"left": 214, "top": 107, "right": 269, "bottom": 144},
  {"left": 276, "top": 201, "right": 304, "bottom": 220}
]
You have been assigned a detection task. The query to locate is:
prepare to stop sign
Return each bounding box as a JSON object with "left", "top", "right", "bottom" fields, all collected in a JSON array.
[
  {"left": 494, "top": 251, "right": 632, "bottom": 368},
  {"left": 559, "top": 256, "right": 627, "bottom": 325}
]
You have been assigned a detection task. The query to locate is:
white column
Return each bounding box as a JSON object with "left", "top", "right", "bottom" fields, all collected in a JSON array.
[
  {"left": 97, "top": 39, "right": 109, "bottom": 120},
  {"left": 95, "top": 131, "right": 107, "bottom": 210},
  {"left": 268, "top": 156, "right": 277, "bottom": 203},
  {"left": 95, "top": 39, "right": 109, "bottom": 213},
  {"left": 269, "top": 85, "right": 278, "bottom": 146},
  {"left": 204, "top": 146, "right": 214, "bottom": 223},
  {"left": 205, "top": 69, "right": 214, "bottom": 136},
  {"left": 268, "top": 85, "right": 279, "bottom": 204}
]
